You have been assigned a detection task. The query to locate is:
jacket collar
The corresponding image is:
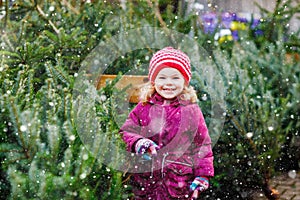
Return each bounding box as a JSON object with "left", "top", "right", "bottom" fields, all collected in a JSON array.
[{"left": 148, "top": 93, "right": 190, "bottom": 106}]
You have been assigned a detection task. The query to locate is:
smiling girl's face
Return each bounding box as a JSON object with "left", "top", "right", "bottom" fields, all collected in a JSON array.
[{"left": 154, "top": 67, "right": 185, "bottom": 100}]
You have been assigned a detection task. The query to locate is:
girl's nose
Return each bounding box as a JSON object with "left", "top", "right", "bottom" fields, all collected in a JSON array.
[{"left": 165, "top": 78, "right": 173, "bottom": 85}]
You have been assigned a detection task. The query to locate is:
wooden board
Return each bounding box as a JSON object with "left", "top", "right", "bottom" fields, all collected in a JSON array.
[{"left": 96, "top": 74, "right": 149, "bottom": 103}]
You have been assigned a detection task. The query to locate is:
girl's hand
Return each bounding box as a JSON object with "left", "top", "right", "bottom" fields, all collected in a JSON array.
[
  {"left": 189, "top": 176, "right": 209, "bottom": 198},
  {"left": 135, "top": 138, "right": 158, "bottom": 160}
]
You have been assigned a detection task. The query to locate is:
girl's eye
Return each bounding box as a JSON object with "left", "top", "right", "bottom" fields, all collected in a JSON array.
[
  {"left": 173, "top": 77, "right": 180, "bottom": 79},
  {"left": 158, "top": 77, "right": 166, "bottom": 79}
]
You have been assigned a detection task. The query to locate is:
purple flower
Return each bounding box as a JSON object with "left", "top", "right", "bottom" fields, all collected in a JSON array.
[
  {"left": 251, "top": 19, "right": 260, "bottom": 29},
  {"left": 251, "top": 19, "right": 264, "bottom": 36},
  {"left": 231, "top": 30, "right": 239, "bottom": 40},
  {"left": 221, "top": 12, "right": 236, "bottom": 29},
  {"left": 201, "top": 12, "right": 218, "bottom": 34},
  {"left": 235, "top": 16, "right": 248, "bottom": 23}
]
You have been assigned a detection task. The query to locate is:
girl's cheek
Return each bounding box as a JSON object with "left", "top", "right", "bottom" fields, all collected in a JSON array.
[{"left": 154, "top": 82, "right": 164, "bottom": 87}]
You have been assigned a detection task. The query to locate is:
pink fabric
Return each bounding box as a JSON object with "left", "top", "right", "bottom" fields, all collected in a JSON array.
[{"left": 119, "top": 93, "right": 214, "bottom": 199}]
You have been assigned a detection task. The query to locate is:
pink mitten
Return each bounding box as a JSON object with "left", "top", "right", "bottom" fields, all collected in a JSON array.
[
  {"left": 135, "top": 138, "right": 158, "bottom": 160},
  {"left": 190, "top": 176, "right": 209, "bottom": 192}
]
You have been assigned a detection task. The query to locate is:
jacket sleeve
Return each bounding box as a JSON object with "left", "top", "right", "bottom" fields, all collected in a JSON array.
[
  {"left": 119, "top": 103, "right": 144, "bottom": 152},
  {"left": 192, "top": 105, "right": 214, "bottom": 177}
]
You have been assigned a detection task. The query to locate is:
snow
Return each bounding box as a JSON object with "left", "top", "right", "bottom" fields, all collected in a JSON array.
[{"left": 288, "top": 170, "right": 297, "bottom": 179}]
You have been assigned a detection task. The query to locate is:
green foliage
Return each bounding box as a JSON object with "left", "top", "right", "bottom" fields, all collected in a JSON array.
[
  {"left": 209, "top": 39, "right": 300, "bottom": 198},
  {"left": 0, "top": 1, "right": 129, "bottom": 199},
  {"left": 254, "top": 0, "right": 300, "bottom": 48},
  {"left": 0, "top": 65, "right": 131, "bottom": 199},
  {"left": 0, "top": 0, "right": 114, "bottom": 92}
]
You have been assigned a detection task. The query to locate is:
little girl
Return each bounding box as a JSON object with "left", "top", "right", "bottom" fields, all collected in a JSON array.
[{"left": 119, "top": 47, "right": 214, "bottom": 199}]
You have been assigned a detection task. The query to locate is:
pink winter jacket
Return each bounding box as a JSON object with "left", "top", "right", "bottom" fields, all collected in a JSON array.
[{"left": 119, "top": 93, "right": 214, "bottom": 199}]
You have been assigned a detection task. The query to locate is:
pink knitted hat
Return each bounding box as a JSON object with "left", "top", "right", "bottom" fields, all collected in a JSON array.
[{"left": 148, "top": 47, "right": 192, "bottom": 84}]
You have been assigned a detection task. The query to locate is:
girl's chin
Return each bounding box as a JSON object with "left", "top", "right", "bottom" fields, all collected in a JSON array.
[{"left": 159, "top": 92, "right": 178, "bottom": 99}]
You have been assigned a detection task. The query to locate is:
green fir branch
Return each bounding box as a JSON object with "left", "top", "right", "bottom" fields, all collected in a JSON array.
[
  {"left": 0, "top": 50, "right": 22, "bottom": 60},
  {"left": 44, "top": 61, "right": 70, "bottom": 86},
  {"left": 0, "top": 143, "right": 23, "bottom": 153},
  {"left": 7, "top": 96, "right": 30, "bottom": 159},
  {"left": 44, "top": 61, "right": 58, "bottom": 85}
]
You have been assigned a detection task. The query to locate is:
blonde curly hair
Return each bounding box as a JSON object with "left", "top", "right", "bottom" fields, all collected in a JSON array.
[{"left": 139, "top": 82, "right": 198, "bottom": 104}]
